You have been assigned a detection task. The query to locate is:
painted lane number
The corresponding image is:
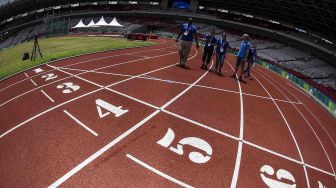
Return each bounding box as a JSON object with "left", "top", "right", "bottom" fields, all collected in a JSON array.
[
  {"left": 157, "top": 128, "right": 213, "bottom": 164},
  {"left": 56, "top": 82, "right": 80, "bottom": 94},
  {"left": 95, "top": 99, "right": 129, "bottom": 118},
  {"left": 33, "top": 68, "right": 44, "bottom": 74},
  {"left": 42, "top": 73, "right": 58, "bottom": 81},
  {"left": 260, "top": 165, "right": 296, "bottom": 188}
]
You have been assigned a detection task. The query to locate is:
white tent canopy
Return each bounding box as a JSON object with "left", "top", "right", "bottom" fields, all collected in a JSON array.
[
  {"left": 109, "top": 17, "right": 123, "bottom": 27},
  {"left": 95, "top": 16, "right": 109, "bottom": 26},
  {"left": 71, "top": 19, "right": 87, "bottom": 29},
  {"left": 87, "top": 19, "right": 100, "bottom": 27}
]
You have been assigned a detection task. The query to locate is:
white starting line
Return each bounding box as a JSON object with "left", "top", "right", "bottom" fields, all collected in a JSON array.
[
  {"left": 126, "top": 154, "right": 194, "bottom": 188},
  {"left": 63, "top": 110, "right": 98, "bottom": 137}
]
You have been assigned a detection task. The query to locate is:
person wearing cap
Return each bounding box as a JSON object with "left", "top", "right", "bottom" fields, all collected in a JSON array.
[
  {"left": 244, "top": 44, "right": 257, "bottom": 80},
  {"left": 201, "top": 30, "right": 217, "bottom": 70},
  {"left": 232, "top": 34, "right": 251, "bottom": 81},
  {"left": 176, "top": 18, "right": 199, "bottom": 67},
  {"left": 214, "top": 32, "right": 230, "bottom": 75}
]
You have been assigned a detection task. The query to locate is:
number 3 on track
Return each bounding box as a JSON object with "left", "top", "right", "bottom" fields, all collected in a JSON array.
[
  {"left": 56, "top": 82, "right": 80, "bottom": 94},
  {"left": 157, "top": 128, "right": 213, "bottom": 164}
]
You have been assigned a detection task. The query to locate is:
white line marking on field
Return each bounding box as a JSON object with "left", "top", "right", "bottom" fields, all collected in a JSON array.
[
  {"left": 30, "top": 79, "right": 37, "bottom": 86},
  {"left": 255, "top": 70, "right": 336, "bottom": 174},
  {"left": 51, "top": 51, "right": 336, "bottom": 181},
  {"left": 287, "top": 82, "right": 310, "bottom": 97},
  {"left": 302, "top": 104, "right": 336, "bottom": 149},
  {"left": 126, "top": 154, "right": 194, "bottom": 188},
  {"left": 251, "top": 73, "right": 311, "bottom": 188},
  {"left": 0, "top": 89, "right": 103, "bottom": 139},
  {"left": 163, "top": 109, "right": 238, "bottom": 141},
  {"left": 49, "top": 48, "right": 207, "bottom": 187},
  {"left": 1, "top": 49, "right": 175, "bottom": 108},
  {"left": 226, "top": 62, "right": 245, "bottom": 188},
  {"left": 0, "top": 76, "right": 72, "bottom": 108},
  {"left": 48, "top": 110, "right": 160, "bottom": 188},
  {"left": 63, "top": 110, "right": 98, "bottom": 137},
  {"left": 24, "top": 73, "right": 29, "bottom": 77},
  {"left": 0, "top": 69, "right": 55, "bottom": 93},
  {"left": 58, "top": 45, "right": 177, "bottom": 68},
  {"left": 40, "top": 89, "right": 54, "bottom": 103}
]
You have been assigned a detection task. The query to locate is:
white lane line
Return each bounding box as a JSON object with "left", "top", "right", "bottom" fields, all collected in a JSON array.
[
  {"left": 0, "top": 88, "right": 103, "bottom": 139},
  {"left": 302, "top": 104, "right": 336, "bottom": 149},
  {"left": 0, "top": 76, "right": 72, "bottom": 108},
  {"left": 56, "top": 64, "right": 335, "bottom": 178},
  {"left": 54, "top": 64, "right": 302, "bottom": 105},
  {"left": 54, "top": 64, "right": 336, "bottom": 179},
  {"left": 257, "top": 69, "right": 336, "bottom": 150},
  {"left": 40, "top": 90, "right": 55, "bottom": 103},
  {"left": 24, "top": 73, "right": 29, "bottom": 77},
  {"left": 163, "top": 109, "right": 238, "bottom": 141},
  {"left": 255, "top": 70, "right": 336, "bottom": 174},
  {"left": 0, "top": 41, "right": 175, "bottom": 93},
  {"left": 0, "top": 48, "right": 176, "bottom": 108},
  {"left": 251, "top": 73, "right": 311, "bottom": 188},
  {"left": 0, "top": 69, "right": 55, "bottom": 92},
  {"left": 30, "top": 79, "right": 37, "bottom": 86},
  {"left": 1, "top": 47, "right": 187, "bottom": 138},
  {"left": 126, "top": 154, "right": 194, "bottom": 188},
  {"left": 48, "top": 109, "right": 161, "bottom": 188},
  {"left": 58, "top": 45, "right": 177, "bottom": 68},
  {"left": 63, "top": 110, "right": 98, "bottom": 137},
  {"left": 286, "top": 82, "right": 310, "bottom": 97},
  {"left": 49, "top": 48, "right": 208, "bottom": 187},
  {"left": 227, "top": 63, "right": 245, "bottom": 188}
]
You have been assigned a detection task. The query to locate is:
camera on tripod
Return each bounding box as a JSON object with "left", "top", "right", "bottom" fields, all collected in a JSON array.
[{"left": 31, "top": 33, "right": 43, "bottom": 61}]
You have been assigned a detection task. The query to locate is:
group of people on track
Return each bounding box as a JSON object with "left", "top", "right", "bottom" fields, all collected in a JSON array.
[{"left": 176, "top": 18, "right": 257, "bottom": 82}]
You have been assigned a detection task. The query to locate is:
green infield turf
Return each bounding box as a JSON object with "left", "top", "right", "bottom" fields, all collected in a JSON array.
[{"left": 0, "top": 36, "right": 156, "bottom": 80}]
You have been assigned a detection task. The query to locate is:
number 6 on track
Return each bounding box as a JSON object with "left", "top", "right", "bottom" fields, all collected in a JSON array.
[{"left": 157, "top": 128, "right": 212, "bottom": 164}]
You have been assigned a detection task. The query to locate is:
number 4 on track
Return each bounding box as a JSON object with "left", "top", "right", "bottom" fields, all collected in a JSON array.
[{"left": 95, "top": 99, "right": 128, "bottom": 118}]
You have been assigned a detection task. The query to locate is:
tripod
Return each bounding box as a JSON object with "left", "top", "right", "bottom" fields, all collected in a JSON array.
[{"left": 31, "top": 38, "right": 43, "bottom": 61}]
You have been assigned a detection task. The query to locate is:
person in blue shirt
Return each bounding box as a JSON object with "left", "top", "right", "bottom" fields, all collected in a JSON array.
[
  {"left": 214, "top": 32, "right": 230, "bottom": 75},
  {"left": 232, "top": 34, "right": 251, "bottom": 82},
  {"left": 244, "top": 44, "right": 257, "bottom": 80},
  {"left": 176, "top": 18, "right": 199, "bottom": 67},
  {"left": 201, "top": 30, "right": 217, "bottom": 70}
]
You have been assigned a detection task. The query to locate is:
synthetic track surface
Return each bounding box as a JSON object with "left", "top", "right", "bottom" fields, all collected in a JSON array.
[{"left": 0, "top": 38, "right": 335, "bottom": 188}]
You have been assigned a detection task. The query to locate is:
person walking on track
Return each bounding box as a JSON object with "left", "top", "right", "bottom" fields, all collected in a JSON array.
[
  {"left": 214, "top": 32, "right": 230, "bottom": 75},
  {"left": 176, "top": 18, "right": 199, "bottom": 67},
  {"left": 232, "top": 34, "right": 251, "bottom": 82},
  {"left": 244, "top": 44, "right": 257, "bottom": 80},
  {"left": 201, "top": 30, "right": 217, "bottom": 70}
]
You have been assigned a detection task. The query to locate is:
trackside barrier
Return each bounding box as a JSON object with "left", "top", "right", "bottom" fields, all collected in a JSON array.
[{"left": 256, "top": 60, "right": 336, "bottom": 117}]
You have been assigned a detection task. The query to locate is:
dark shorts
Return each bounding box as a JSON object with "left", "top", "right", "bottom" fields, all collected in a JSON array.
[{"left": 236, "top": 57, "right": 245, "bottom": 67}]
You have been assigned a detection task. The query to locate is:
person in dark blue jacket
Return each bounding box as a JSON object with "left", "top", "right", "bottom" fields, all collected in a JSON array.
[
  {"left": 176, "top": 18, "right": 199, "bottom": 67},
  {"left": 214, "top": 32, "right": 230, "bottom": 75},
  {"left": 201, "top": 30, "right": 217, "bottom": 70},
  {"left": 232, "top": 34, "right": 251, "bottom": 82},
  {"left": 244, "top": 44, "right": 257, "bottom": 80}
]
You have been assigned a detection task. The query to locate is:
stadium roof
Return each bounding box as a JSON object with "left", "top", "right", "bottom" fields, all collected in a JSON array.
[{"left": 0, "top": 0, "right": 335, "bottom": 42}]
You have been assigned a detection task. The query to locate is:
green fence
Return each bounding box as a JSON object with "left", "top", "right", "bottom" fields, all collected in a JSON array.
[
  {"left": 256, "top": 60, "right": 336, "bottom": 115},
  {"left": 45, "top": 17, "right": 69, "bottom": 37}
]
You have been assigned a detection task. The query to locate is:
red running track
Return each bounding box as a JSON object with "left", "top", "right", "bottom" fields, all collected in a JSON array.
[{"left": 0, "top": 38, "right": 335, "bottom": 188}]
